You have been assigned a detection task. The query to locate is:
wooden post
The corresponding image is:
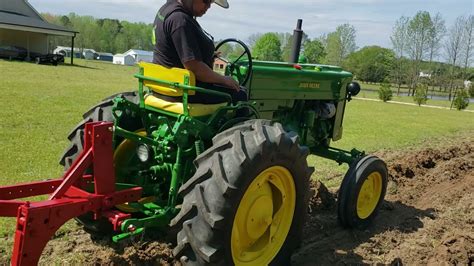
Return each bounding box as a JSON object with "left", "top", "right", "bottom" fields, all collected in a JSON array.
[{"left": 71, "top": 33, "right": 76, "bottom": 65}]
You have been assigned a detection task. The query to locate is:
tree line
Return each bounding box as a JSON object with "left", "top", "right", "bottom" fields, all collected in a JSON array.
[
  {"left": 45, "top": 11, "right": 473, "bottom": 103},
  {"left": 43, "top": 13, "right": 154, "bottom": 54},
  {"left": 246, "top": 11, "right": 473, "bottom": 103}
]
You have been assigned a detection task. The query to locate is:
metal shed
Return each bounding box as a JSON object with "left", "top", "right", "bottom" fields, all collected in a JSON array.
[
  {"left": 113, "top": 53, "right": 135, "bottom": 66},
  {"left": 124, "top": 49, "right": 153, "bottom": 64},
  {"left": 0, "top": 0, "right": 78, "bottom": 64}
]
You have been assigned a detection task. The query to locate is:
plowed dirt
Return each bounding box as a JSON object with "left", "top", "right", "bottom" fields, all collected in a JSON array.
[{"left": 3, "top": 136, "right": 473, "bottom": 265}]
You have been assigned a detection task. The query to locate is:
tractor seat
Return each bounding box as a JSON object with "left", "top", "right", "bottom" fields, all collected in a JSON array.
[{"left": 140, "top": 62, "right": 227, "bottom": 116}]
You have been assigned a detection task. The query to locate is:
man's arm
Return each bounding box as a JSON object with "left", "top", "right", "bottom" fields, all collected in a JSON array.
[{"left": 183, "top": 60, "right": 240, "bottom": 91}]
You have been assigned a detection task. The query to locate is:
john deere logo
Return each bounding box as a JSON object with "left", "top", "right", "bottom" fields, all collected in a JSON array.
[{"left": 298, "top": 82, "right": 320, "bottom": 89}]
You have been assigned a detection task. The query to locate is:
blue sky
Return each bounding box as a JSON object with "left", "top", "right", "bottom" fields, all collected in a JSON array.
[{"left": 30, "top": 0, "right": 473, "bottom": 49}]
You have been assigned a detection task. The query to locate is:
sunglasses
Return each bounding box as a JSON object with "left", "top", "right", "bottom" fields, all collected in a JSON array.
[{"left": 203, "top": 0, "right": 214, "bottom": 4}]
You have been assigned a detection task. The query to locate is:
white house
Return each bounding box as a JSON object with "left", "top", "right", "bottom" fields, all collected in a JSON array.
[
  {"left": 124, "top": 49, "right": 153, "bottom": 63},
  {"left": 113, "top": 53, "right": 135, "bottom": 66},
  {"left": 464, "top": 80, "right": 472, "bottom": 89},
  {"left": 419, "top": 71, "right": 432, "bottom": 78},
  {"left": 0, "top": 0, "right": 77, "bottom": 63}
]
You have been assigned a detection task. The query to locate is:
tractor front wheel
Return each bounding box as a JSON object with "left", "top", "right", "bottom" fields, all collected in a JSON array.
[
  {"left": 170, "top": 119, "right": 313, "bottom": 265},
  {"left": 337, "top": 155, "right": 388, "bottom": 229}
]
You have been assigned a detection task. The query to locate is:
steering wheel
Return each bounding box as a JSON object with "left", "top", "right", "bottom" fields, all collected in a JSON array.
[{"left": 215, "top": 38, "right": 253, "bottom": 86}]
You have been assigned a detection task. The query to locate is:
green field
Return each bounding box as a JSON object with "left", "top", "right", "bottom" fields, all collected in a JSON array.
[{"left": 0, "top": 59, "right": 473, "bottom": 260}]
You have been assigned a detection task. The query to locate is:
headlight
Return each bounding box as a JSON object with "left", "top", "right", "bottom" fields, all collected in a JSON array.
[
  {"left": 136, "top": 144, "right": 151, "bottom": 162},
  {"left": 347, "top": 82, "right": 361, "bottom": 97}
]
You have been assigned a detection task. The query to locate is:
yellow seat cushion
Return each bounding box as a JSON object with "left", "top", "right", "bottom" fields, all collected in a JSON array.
[
  {"left": 145, "top": 95, "right": 227, "bottom": 116},
  {"left": 139, "top": 62, "right": 196, "bottom": 96}
]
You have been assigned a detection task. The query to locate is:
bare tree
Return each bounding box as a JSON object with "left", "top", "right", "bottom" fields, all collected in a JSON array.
[
  {"left": 427, "top": 13, "right": 446, "bottom": 63},
  {"left": 445, "top": 16, "right": 466, "bottom": 100},
  {"left": 406, "top": 11, "right": 433, "bottom": 94},
  {"left": 391, "top": 16, "right": 410, "bottom": 95},
  {"left": 337, "top": 24, "right": 357, "bottom": 62},
  {"left": 462, "top": 15, "right": 474, "bottom": 79},
  {"left": 426, "top": 13, "right": 446, "bottom": 97}
]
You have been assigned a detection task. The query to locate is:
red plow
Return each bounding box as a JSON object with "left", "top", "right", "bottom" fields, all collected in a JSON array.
[{"left": 0, "top": 122, "right": 142, "bottom": 265}]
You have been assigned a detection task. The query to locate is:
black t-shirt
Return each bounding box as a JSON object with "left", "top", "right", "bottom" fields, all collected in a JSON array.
[{"left": 153, "top": 0, "right": 215, "bottom": 69}]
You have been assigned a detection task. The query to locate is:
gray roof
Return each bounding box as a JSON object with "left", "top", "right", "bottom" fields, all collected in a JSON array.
[
  {"left": 0, "top": 0, "right": 77, "bottom": 35},
  {"left": 0, "top": 0, "right": 42, "bottom": 19}
]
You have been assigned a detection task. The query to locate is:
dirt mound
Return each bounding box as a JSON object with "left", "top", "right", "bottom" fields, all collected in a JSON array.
[
  {"left": 3, "top": 137, "right": 473, "bottom": 265},
  {"left": 292, "top": 138, "right": 474, "bottom": 265},
  {"left": 39, "top": 229, "right": 178, "bottom": 265}
]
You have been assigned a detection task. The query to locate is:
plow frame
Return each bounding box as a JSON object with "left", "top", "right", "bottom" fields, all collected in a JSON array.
[{"left": 0, "top": 122, "right": 143, "bottom": 265}]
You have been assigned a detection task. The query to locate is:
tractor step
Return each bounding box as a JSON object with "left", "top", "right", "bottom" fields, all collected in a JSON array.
[{"left": 0, "top": 122, "right": 143, "bottom": 266}]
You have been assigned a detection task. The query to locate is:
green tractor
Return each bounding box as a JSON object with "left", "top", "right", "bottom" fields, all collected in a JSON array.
[{"left": 59, "top": 26, "right": 388, "bottom": 265}]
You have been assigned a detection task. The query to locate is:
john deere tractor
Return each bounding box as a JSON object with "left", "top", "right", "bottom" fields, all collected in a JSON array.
[{"left": 59, "top": 22, "right": 388, "bottom": 265}]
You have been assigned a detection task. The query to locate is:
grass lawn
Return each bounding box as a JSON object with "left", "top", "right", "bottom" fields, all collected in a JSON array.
[
  {"left": 356, "top": 86, "right": 474, "bottom": 110},
  {"left": 0, "top": 59, "right": 473, "bottom": 260}
]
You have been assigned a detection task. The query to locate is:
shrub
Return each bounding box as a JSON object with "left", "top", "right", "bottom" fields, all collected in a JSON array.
[
  {"left": 378, "top": 83, "right": 393, "bottom": 102},
  {"left": 413, "top": 84, "right": 428, "bottom": 106},
  {"left": 453, "top": 89, "right": 470, "bottom": 110}
]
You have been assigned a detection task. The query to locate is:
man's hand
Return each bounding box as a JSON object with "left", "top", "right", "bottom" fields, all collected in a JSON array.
[
  {"left": 183, "top": 60, "right": 239, "bottom": 91},
  {"left": 222, "top": 76, "right": 240, "bottom": 91}
]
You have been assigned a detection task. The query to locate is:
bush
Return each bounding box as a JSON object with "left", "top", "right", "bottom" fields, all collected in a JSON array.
[
  {"left": 469, "top": 83, "right": 474, "bottom": 98},
  {"left": 413, "top": 84, "right": 428, "bottom": 106},
  {"left": 453, "top": 89, "right": 470, "bottom": 110},
  {"left": 378, "top": 83, "right": 393, "bottom": 102}
]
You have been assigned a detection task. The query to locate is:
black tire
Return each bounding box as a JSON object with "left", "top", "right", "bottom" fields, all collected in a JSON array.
[
  {"left": 59, "top": 91, "right": 140, "bottom": 168},
  {"left": 171, "top": 119, "right": 313, "bottom": 265},
  {"left": 337, "top": 155, "right": 388, "bottom": 229},
  {"left": 59, "top": 91, "right": 141, "bottom": 235}
]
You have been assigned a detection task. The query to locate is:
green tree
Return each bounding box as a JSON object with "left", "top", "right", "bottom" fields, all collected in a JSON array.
[
  {"left": 279, "top": 32, "right": 309, "bottom": 62},
  {"left": 413, "top": 84, "right": 429, "bottom": 106},
  {"left": 324, "top": 24, "right": 357, "bottom": 65},
  {"left": 43, "top": 13, "right": 154, "bottom": 55},
  {"left": 378, "top": 82, "right": 393, "bottom": 102},
  {"left": 252, "top": 33, "right": 282, "bottom": 61},
  {"left": 453, "top": 89, "right": 470, "bottom": 110},
  {"left": 303, "top": 39, "right": 326, "bottom": 63},
  {"left": 343, "top": 46, "right": 395, "bottom": 83}
]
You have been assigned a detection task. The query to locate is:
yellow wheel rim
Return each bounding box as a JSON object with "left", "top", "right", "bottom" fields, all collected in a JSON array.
[
  {"left": 356, "top": 171, "right": 382, "bottom": 219},
  {"left": 231, "top": 166, "right": 296, "bottom": 266},
  {"left": 113, "top": 130, "right": 152, "bottom": 213}
]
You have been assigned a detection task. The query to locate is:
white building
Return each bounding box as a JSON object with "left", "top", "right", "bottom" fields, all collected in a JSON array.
[
  {"left": 124, "top": 49, "right": 153, "bottom": 63},
  {"left": 464, "top": 80, "right": 472, "bottom": 89},
  {"left": 113, "top": 53, "right": 135, "bottom": 66},
  {"left": 419, "top": 71, "right": 432, "bottom": 78}
]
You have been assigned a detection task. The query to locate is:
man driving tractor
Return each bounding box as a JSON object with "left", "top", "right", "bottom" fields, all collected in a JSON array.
[{"left": 153, "top": 0, "right": 247, "bottom": 104}]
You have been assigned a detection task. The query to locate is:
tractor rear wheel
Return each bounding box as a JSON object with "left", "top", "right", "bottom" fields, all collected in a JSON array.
[
  {"left": 337, "top": 155, "right": 388, "bottom": 229},
  {"left": 60, "top": 91, "right": 140, "bottom": 168},
  {"left": 170, "top": 119, "right": 313, "bottom": 265},
  {"left": 59, "top": 91, "right": 142, "bottom": 236}
]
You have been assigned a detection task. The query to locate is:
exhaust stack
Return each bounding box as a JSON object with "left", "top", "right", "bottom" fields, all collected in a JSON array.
[{"left": 289, "top": 19, "right": 303, "bottom": 64}]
